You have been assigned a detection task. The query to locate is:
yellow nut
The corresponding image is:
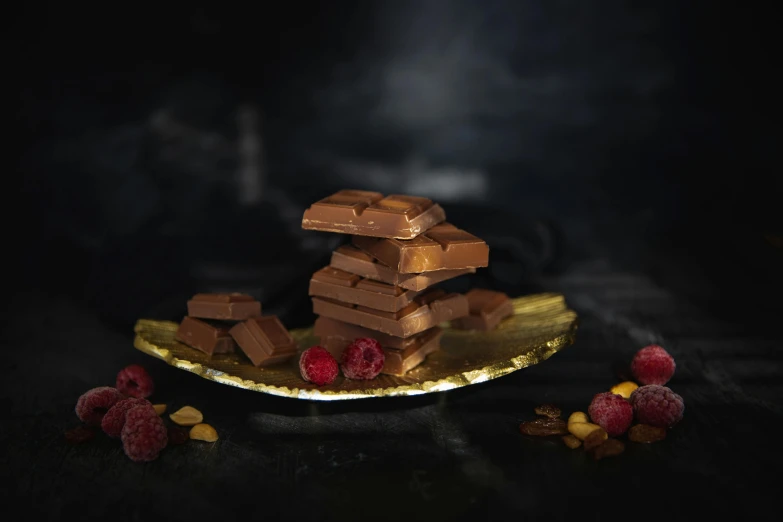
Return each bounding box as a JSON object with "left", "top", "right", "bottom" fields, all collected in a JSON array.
[
  {"left": 153, "top": 404, "right": 167, "bottom": 416},
  {"left": 169, "top": 406, "right": 203, "bottom": 426},
  {"left": 568, "top": 422, "right": 603, "bottom": 441},
  {"left": 567, "top": 411, "right": 589, "bottom": 425},
  {"left": 562, "top": 434, "right": 582, "bottom": 449},
  {"left": 610, "top": 381, "right": 639, "bottom": 399},
  {"left": 189, "top": 423, "right": 219, "bottom": 442}
]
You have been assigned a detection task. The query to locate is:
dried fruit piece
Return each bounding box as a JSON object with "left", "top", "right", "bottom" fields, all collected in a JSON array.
[
  {"left": 609, "top": 381, "right": 639, "bottom": 399},
  {"left": 628, "top": 424, "right": 667, "bottom": 443},
  {"left": 519, "top": 418, "right": 569, "bottom": 436},
  {"left": 153, "top": 404, "right": 167, "bottom": 415},
  {"left": 583, "top": 428, "right": 609, "bottom": 450},
  {"left": 169, "top": 406, "right": 203, "bottom": 426},
  {"left": 167, "top": 426, "right": 189, "bottom": 445},
  {"left": 592, "top": 439, "right": 625, "bottom": 460},
  {"left": 65, "top": 426, "right": 96, "bottom": 445},
  {"left": 567, "top": 412, "right": 588, "bottom": 425},
  {"left": 190, "top": 423, "right": 219, "bottom": 442},
  {"left": 534, "top": 404, "right": 561, "bottom": 419},
  {"left": 568, "top": 422, "right": 603, "bottom": 441},
  {"left": 562, "top": 434, "right": 582, "bottom": 449}
]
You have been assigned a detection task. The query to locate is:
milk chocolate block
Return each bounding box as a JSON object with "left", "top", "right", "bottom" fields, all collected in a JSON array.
[
  {"left": 312, "top": 289, "right": 469, "bottom": 337},
  {"left": 187, "top": 293, "right": 261, "bottom": 321},
  {"left": 330, "top": 245, "right": 475, "bottom": 291},
  {"left": 314, "top": 316, "right": 418, "bottom": 349},
  {"left": 309, "top": 266, "right": 422, "bottom": 313},
  {"left": 301, "top": 189, "right": 446, "bottom": 239},
  {"left": 353, "top": 223, "right": 489, "bottom": 273},
  {"left": 175, "top": 317, "right": 236, "bottom": 356},
  {"left": 322, "top": 327, "right": 443, "bottom": 376},
  {"left": 452, "top": 289, "right": 514, "bottom": 331},
  {"left": 229, "top": 316, "right": 297, "bottom": 367}
]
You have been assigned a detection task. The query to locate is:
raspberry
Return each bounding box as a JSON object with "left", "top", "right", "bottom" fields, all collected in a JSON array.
[
  {"left": 341, "top": 338, "right": 385, "bottom": 380},
  {"left": 101, "top": 398, "right": 153, "bottom": 438},
  {"left": 299, "top": 346, "right": 339, "bottom": 386},
  {"left": 121, "top": 405, "right": 168, "bottom": 462},
  {"left": 116, "top": 364, "right": 155, "bottom": 398},
  {"left": 588, "top": 392, "right": 634, "bottom": 436},
  {"left": 75, "top": 387, "right": 125, "bottom": 427},
  {"left": 631, "top": 344, "right": 676, "bottom": 386},
  {"left": 630, "top": 385, "right": 684, "bottom": 428}
]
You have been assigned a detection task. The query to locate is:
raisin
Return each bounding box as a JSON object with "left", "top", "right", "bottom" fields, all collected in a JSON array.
[
  {"left": 593, "top": 439, "right": 625, "bottom": 460},
  {"left": 583, "top": 428, "right": 609, "bottom": 451},
  {"left": 168, "top": 426, "right": 189, "bottom": 445},
  {"left": 628, "top": 424, "right": 667, "bottom": 443},
  {"left": 65, "top": 426, "right": 96, "bottom": 445},
  {"left": 519, "top": 418, "right": 569, "bottom": 436},
  {"left": 562, "top": 434, "right": 581, "bottom": 449},
  {"left": 534, "top": 404, "right": 561, "bottom": 419}
]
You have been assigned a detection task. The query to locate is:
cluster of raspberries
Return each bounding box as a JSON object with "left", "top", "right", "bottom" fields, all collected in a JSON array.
[
  {"left": 72, "top": 365, "right": 170, "bottom": 462},
  {"left": 299, "top": 338, "right": 385, "bottom": 386}
]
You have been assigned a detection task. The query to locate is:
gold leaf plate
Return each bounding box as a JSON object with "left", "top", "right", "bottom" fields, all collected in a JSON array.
[{"left": 133, "top": 293, "right": 578, "bottom": 401}]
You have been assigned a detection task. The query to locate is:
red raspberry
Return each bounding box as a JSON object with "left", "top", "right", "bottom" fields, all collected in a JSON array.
[
  {"left": 630, "top": 385, "right": 684, "bottom": 428},
  {"left": 101, "top": 398, "right": 153, "bottom": 438},
  {"left": 121, "top": 405, "right": 168, "bottom": 462},
  {"left": 299, "top": 346, "right": 339, "bottom": 386},
  {"left": 588, "top": 392, "right": 634, "bottom": 436},
  {"left": 341, "top": 338, "right": 385, "bottom": 380},
  {"left": 116, "top": 364, "right": 155, "bottom": 398},
  {"left": 75, "top": 387, "right": 125, "bottom": 427},
  {"left": 631, "top": 344, "right": 676, "bottom": 385}
]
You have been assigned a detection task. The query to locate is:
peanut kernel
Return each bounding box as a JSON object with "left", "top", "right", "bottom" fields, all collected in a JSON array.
[
  {"left": 562, "top": 434, "right": 582, "bottom": 449},
  {"left": 153, "top": 404, "right": 167, "bottom": 416},
  {"left": 610, "top": 381, "right": 639, "bottom": 399},
  {"left": 567, "top": 411, "right": 589, "bottom": 425},
  {"left": 189, "top": 423, "right": 219, "bottom": 442},
  {"left": 169, "top": 406, "right": 203, "bottom": 426},
  {"left": 568, "top": 422, "right": 603, "bottom": 441}
]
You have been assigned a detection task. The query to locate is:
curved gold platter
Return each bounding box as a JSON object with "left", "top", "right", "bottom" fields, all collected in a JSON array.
[{"left": 133, "top": 293, "right": 578, "bottom": 401}]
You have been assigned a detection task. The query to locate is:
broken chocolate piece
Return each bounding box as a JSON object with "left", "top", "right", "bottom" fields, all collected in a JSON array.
[
  {"left": 330, "top": 245, "right": 475, "bottom": 291},
  {"left": 186, "top": 293, "right": 261, "bottom": 321},
  {"left": 229, "top": 316, "right": 297, "bottom": 367},
  {"left": 301, "top": 189, "right": 446, "bottom": 239},
  {"left": 309, "top": 266, "right": 423, "bottom": 312},
  {"left": 312, "top": 289, "right": 468, "bottom": 337},
  {"left": 313, "top": 316, "right": 419, "bottom": 349},
  {"left": 452, "top": 289, "right": 514, "bottom": 331},
  {"left": 175, "top": 316, "right": 236, "bottom": 356},
  {"left": 352, "top": 223, "right": 489, "bottom": 273}
]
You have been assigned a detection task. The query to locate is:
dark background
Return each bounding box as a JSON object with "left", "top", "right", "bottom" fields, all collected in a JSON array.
[{"left": 5, "top": 1, "right": 782, "bottom": 520}]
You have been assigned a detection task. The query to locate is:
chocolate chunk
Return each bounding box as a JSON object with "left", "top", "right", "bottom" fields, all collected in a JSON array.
[
  {"left": 186, "top": 293, "right": 261, "bottom": 321},
  {"left": 301, "top": 190, "right": 446, "bottom": 239},
  {"left": 330, "top": 245, "right": 475, "bottom": 291},
  {"left": 229, "top": 316, "right": 297, "bottom": 367},
  {"left": 313, "top": 316, "right": 419, "bottom": 349},
  {"left": 312, "top": 289, "right": 468, "bottom": 338},
  {"left": 175, "top": 316, "right": 236, "bottom": 356},
  {"left": 309, "top": 266, "right": 423, "bottom": 312},
  {"left": 352, "top": 223, "right": 489, "bottom": 273},
  {"left": 451, "top": 289, "right": 514, "bottom": 331}
]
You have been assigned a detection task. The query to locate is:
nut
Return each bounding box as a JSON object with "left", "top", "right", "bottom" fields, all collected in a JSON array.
[
  {"left": 169, "top": 406, "right": 203, "bottom": 426},
  {"left": 568, "top": 422, "right": 603, "bottom": 441},
  {"left": 567, "top": 411, "right": 589, "bottom": 426},
  {"left": 534, "top": 404, "right": 561, "bottom": 419},
  {"left": 583, "top": 428, "right": 609, "bottom": 450},
  {"left": 189, "top": 423, "right": 218, "bottom": 442},
  {"left": 153, "top": 404, "right": 167, "bottom": 416},
  {"left": 610, "top": 381, "right": 639, "bottom": 399},
  {"left": 562, "top": 434, "right": 581, "bottom": 449}
]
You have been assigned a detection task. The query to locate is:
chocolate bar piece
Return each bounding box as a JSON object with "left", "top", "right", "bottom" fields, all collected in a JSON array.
[
  {"left": 229, "top": 316, "right": 297, "bottom": 367},
  {"left": 452, "top": 289, "right": 514, "bottom": 331},
  {"left": 352, "top": 223, "right": 489, "bottom": 273},
  {"left": 187, "top": 293, "right": 261, "bottom": 321},
  {"left": 313, "top": 316, "right": 418, "bottom": 349},
  {"left": 301, "top": 189, "right": 446, "bottom": 239},
  {"left": 312, "top": 289, "right": 469, "bottom": 337},
  {"left": 175, "top": 317, "right": 236, "bottom": 356},
  {"left": 309, "top": 266, "right": 422, "bottom": 312},
  {"left": 330, "top": 245, "right": 475, "bottom": 291},
  {"left": 321, "top": 327, "right": 443, "bottom": 376}
]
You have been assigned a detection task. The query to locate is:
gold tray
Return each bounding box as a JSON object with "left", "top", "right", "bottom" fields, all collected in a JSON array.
[{"left": 133, "top": 293, "right": 578, "bottom": 401}]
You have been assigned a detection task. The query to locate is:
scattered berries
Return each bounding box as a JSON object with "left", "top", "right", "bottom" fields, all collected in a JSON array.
[
  {"left": 630, "top": 385, "right": 684, "bottom": 428},
  {"left": 101, "top": 398, "right": 153, "bottom": 438},
  {"left": 299, "top": 346, "right": 339, "bottom": 386},
  {"left": 116, "top": 364, "right": 155, "bottom": 398},
  {"left": 64, "top": 426, "right": 96, "bottom": 445},
  {"left": 75, "top": 387, "right": 125, "bottom": 427},
  {"left": 121, "top": 405, "right": 168, "bottom": 462},
  {"left": 631, "top": 345, "right": 675, "bottom": 386},
  {"left": 341, "top": 338, "right": 385, "bottom": 380},
  {"left": 588, "top": 392, "right": 634, "bottom": 436}
]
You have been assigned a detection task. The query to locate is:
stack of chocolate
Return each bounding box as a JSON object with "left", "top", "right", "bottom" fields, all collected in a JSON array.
[
  {"left": 174, "top": 293, "right": 297, "bottom": 367},
  {"left": 302, "top": 190, "right": 491, "bottom": 375}
]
